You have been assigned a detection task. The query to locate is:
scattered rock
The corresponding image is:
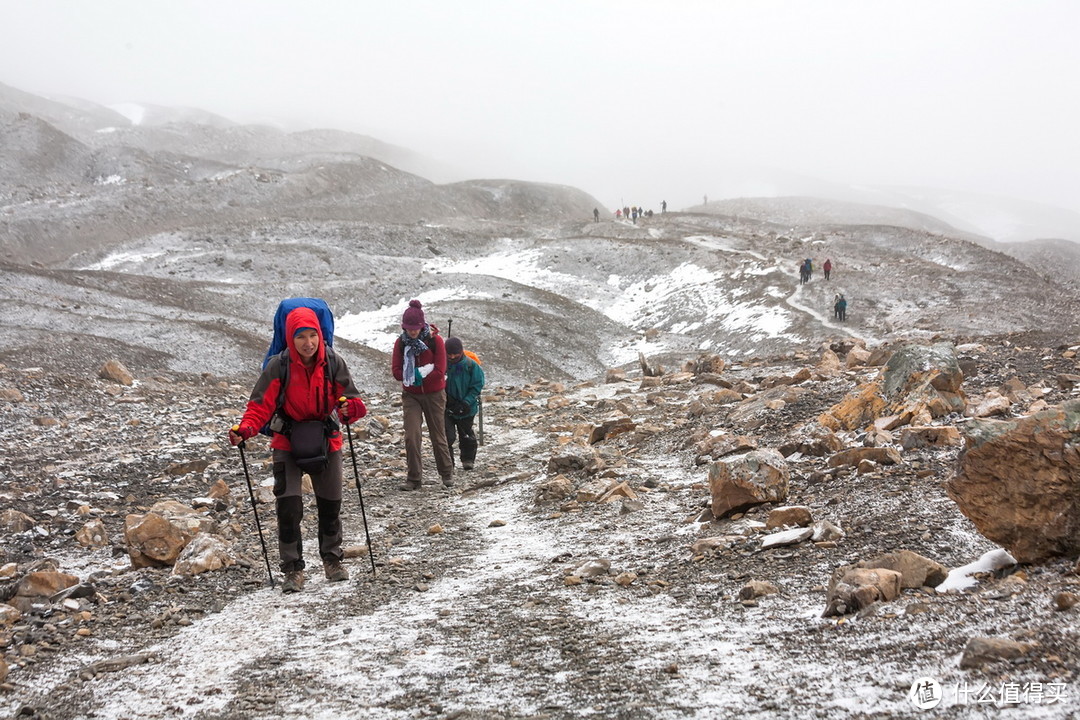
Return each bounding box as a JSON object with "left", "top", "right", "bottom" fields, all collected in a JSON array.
[
  {"left": 858, "top": 550, "right": 947, "bottom": 589},
  {"left": 738, "top": 580, "right": 779, "bottom": 600},
  {"left": 959, "top": 637, "right": 1033, "bottom": 669},
  {"left": 75, "top": 519, "right": 109, "bottom": 548},
  {"left": 99, "top": 359, "right": 135, "bottom": 386},
  {"left": 1053, "top": 591, "right": 1078, "bottom": 611},
  {"left": 824, "top": 567, "right": 903, "bottom": 617}
]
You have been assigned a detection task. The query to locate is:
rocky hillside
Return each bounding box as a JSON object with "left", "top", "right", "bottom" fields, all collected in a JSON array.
[{"left": 1, "top": 335, "right": 1078, "bottom": 718}]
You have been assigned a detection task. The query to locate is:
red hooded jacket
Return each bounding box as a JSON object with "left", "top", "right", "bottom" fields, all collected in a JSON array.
[{"left": 240, "top": 307, "right": 365, "bottom": 453}]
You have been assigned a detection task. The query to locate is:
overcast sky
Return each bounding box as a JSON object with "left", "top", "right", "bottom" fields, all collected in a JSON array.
[{"left": 1, "top": 0, "right": 1078, "bottom": 214}]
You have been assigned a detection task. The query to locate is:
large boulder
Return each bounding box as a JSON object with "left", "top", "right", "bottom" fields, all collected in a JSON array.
[
  {"left": 949, "top": 400, "right": 1080, "bottom": 562},
  {"left": 820, "top": 342, "right": 967, "bottom": 432},
  {"left": 709, "top": 449, "right": 789, "bottom": 518}
]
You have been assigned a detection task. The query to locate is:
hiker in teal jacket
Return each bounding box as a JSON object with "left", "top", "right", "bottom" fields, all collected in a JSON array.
[{"left": 444, "top": 337, "right": 485, "bottom": 470}]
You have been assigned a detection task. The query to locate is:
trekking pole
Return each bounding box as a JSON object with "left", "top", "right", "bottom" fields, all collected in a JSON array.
[
  {"left": 478, "top": 397, "right": 485, "bottom": 446},
  {"left": 342, "top": 400, "right": 377, "bottom": 576},
  {"left": 234, "top": 430, "right": 275, "bottom": 588}
]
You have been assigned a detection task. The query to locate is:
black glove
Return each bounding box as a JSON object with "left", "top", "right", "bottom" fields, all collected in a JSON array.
[{"left": 447, "top": 400, "right": 470, "bottom": 416}]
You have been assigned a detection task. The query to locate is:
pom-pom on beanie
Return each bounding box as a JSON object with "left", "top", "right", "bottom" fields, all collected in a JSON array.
[
  {"left": 401, "top": 299, "right": 426, "bottom": 330},
  {"left": 445, "top": 337, "right": 463, "bottom": 355}
]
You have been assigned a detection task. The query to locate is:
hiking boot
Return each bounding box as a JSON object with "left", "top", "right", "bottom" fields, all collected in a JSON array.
[
  {"left": 323, "top": 559, "right": 349, "bottom": 582},
  {"left": 461, "top": 460, "right": 474, "bottom": 470},
  {"left": 441, "top": 475, "right": 455, "bottom": 487},
  {"left": 281, "top": 570, "right": 305, "bottom": 593},
  {"left": 398, "top": 479, "right": 422, "bottom": 491}
]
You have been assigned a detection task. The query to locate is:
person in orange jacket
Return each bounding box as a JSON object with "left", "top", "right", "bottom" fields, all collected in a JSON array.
[
  {"left": 229, "top": 306, "right": 367, "bottom": 593},
  {"left": 391, "top": 299, "right": 454, "bottom": 490}
]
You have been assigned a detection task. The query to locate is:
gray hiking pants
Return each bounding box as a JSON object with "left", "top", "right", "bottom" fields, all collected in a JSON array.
[{"left": 272, "top": 449, "right": 343, "bottom": 572}]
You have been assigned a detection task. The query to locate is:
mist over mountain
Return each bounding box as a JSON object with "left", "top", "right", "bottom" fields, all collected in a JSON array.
[
  {"left": 2, "top": 82, "right": 1080, "bottom": 720},
  {"left": 3, "top": 81, "right": 1080, "bottom": 390}
]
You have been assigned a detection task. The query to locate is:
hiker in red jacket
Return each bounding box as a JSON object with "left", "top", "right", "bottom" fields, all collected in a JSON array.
[
  {"left": 823, "top": 258, "right": 832, "bottom": 280},
  {"left": 229, "top": 306, "right": 367, "bottom": 593},
  {"left": 392, "top": 300, "right": 454, "bottom": 490}
]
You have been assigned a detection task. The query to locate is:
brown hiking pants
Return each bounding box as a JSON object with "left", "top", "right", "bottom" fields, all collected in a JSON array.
[{"left": 402, "top": 390, "right": 454, "bottom": 484}]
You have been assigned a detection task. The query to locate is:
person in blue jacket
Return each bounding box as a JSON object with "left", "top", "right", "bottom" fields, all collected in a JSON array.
[{"left": 443, "top": 336, "right": 485, "bottom": 470}]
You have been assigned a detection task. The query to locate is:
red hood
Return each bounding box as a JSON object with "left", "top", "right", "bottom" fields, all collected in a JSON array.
[{"left": 285, "top": 306, "right": 326, "bottom": 364}]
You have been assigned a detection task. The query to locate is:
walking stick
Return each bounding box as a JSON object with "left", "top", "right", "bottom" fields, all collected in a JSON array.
[
  {"left": 342, "top": 401, "right": 377, "bottom": 576},
  {"left": 478, "top": 397, "right": 484, "bottom": 446},
  {"left": 234, "top": 432, "right": 275, "bottom": 588}
]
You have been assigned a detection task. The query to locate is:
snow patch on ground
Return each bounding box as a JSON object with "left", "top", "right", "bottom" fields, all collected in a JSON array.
[{"left": 336, "top": 288, "right": 487, "bottom": 350}]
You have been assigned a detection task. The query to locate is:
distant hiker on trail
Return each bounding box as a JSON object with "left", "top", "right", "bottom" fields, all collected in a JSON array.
[
  {"left": 443, "top": 336, "right": 485, "bottom": 470},
  {"left": 834, "top": 293, "right": 847, "bottom": 321},
  {"left": 593, "top": 207, "right": 600, "bottom": 223},
  {"left": 661, "top": 200, "right": 667, "bottom": 213},
  {"left": 229, "top": 305, "right": 368, "bottom": 593},
  {"left": 615, "top": 208, "right": 622, "bottom": 219},
  {"left": 392, "top": 300, "right": 454, "bottom": 491},
  {"left": 823, "top": 258, "right": 832, "bottom": 280},
  {"left": 804, "top": 258, "right": 813, "bottom": 281},
  {"left": 799, "top": 259, "right": 810, "bottom": 285}
]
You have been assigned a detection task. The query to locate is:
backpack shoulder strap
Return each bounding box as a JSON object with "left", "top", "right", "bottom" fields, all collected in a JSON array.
[{"left": 275, "top": 349, "right": 291, "bottom": 415}]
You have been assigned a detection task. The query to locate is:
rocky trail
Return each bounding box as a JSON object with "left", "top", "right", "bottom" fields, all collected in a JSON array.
[{"left": 2, "top": 334, "right": 1080, "bottom": 719}]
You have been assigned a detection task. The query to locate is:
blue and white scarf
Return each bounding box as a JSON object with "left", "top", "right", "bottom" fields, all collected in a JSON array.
[{"left": 400, "top": 326, "right": 430, "bottom": 386}]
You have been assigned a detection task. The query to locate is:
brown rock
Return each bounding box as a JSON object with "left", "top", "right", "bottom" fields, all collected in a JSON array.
[
  {"left": 827, "top": 446, "right": 903, "bottom": 468},
  {"left": 604, "top": 368, "right": 628, "bottom": 384},
  {"left": 75, "top": 519, "right": 109, "bottom": 548},
  {"left": 588, "top": 417, "right": 636, "bottom": 444},
  {"left": 949, "top": 401, "right": 1080, "bottom": 562},
  {"left": 165, "top": 459, "right": 211, "bottom": 476},
  {"left": 207, "top": 478, "right": 230, "bottom": 499},
  {"left": 577, "top": 478, "right": 614, "bottom": 503},
  {"left": 819, "top": 379, "right": 887, "bottom": 432},
  {"left": 899, "top": 426, "right": 962, "bottom": 450},
  {"left": 823, "top": 567, "right": 903, "bottom": 616},
  {"left": 709, "top": 449, "right": 789, "bottom": 519},
  {"left": 16, "top": 570, "right": 80, "bottom": 600},
  {"left": 966, "top": 391, "right": 1011, "bottom": 418},
  {"left": 738, "top": 580, "right": 779, "bottom": 600},
  {"left": 171, "top": 532, "right": 236, "bottom": 576},
  {"left": 0, "top": 509, "right": 35, "bottom": 533},
  {"left": 599, "top": 482, "right": 638, "bottom": 503},
  {"left": 535, "top": 475, "right": 575, "bottom": 503},
  {"left": 0, "top": 603, "right": 21, "bottom": 626},
  {"left": 817, "top": 348, "right": 842, "bottom": 376},
  {"left": 124, "top": 512, "right": 191, "bottom": 567},
  {"left": 959, "top": 637, "right": 1032, "bottom": 669},
  {"left": 859, "top": 550, "right": 947, "bottom": 589},
  {"left": 765, "top": 506, "right": 813, "bottom": 529},
  {"left": 1053, "top": 591, "right": 1078, "bottom": 611},
  {"left": 0, "top": 388, "right": 24, "bottom": 403},
  {"left": 99, "top": 359, "right": 134, "bottom": 386}
]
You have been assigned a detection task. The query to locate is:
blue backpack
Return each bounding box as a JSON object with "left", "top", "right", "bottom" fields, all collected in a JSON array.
[
  {"left": 263, "top": 297, "right": 335, "bottom": 369},
  {"left": 259, "top": 298, "right": 338, "bottom": 436}
]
